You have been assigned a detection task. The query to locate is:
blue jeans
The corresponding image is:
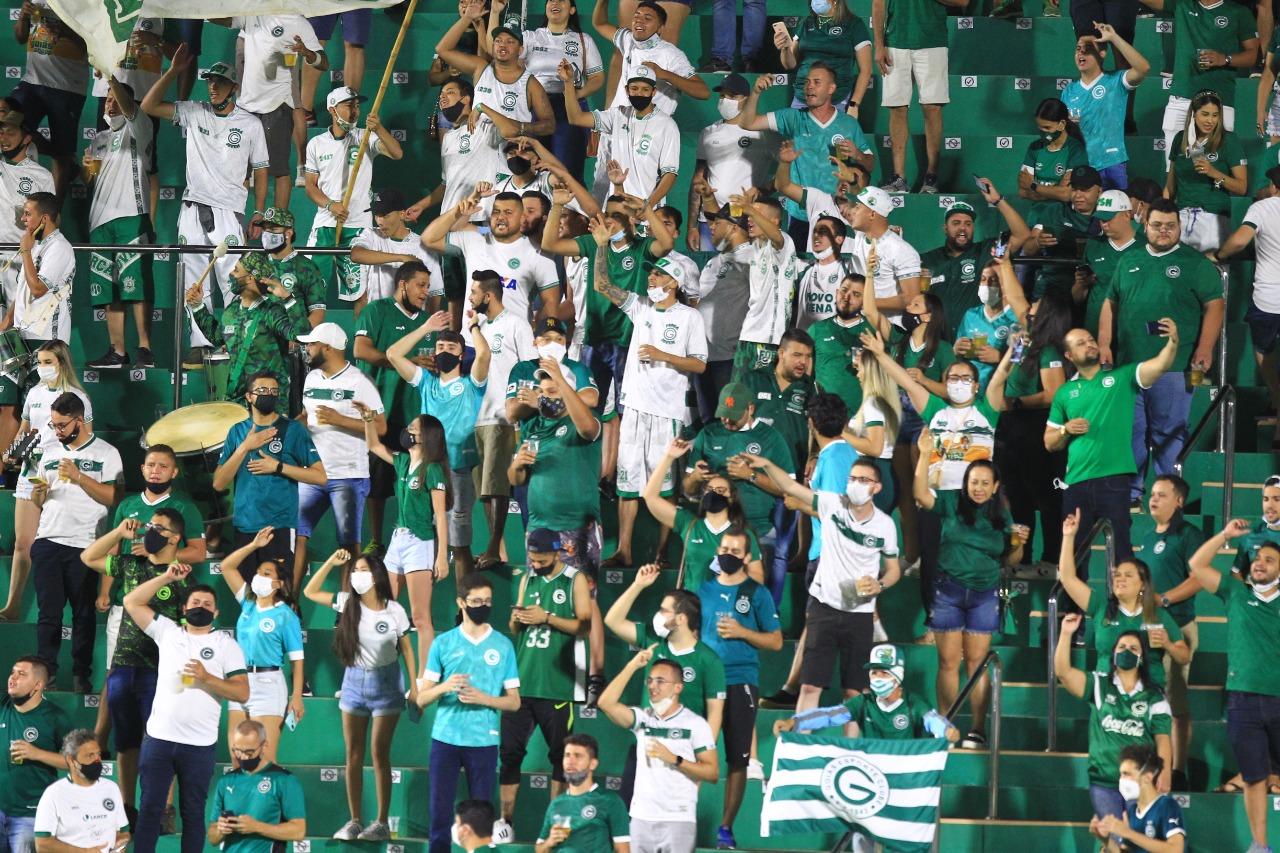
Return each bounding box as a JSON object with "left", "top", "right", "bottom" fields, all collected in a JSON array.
[
  {"left": 297, "top": 476, "right": 371, "bottom": 543},
  {"left": 1098, "top": 162, "right": 1129, "bottom": 190},
  {"left": 0, "top": 813, "right": 34, "bottom": 853},
  {"left": 1131, "top": 371, "right": 1192, "bottom": 501},
  {"left": 428, "top": 740, "right": 497, "bottom": 853},
  {"left": 1063, "top": 474, "right": 1133, "bottom": 570},
  {"left": 712, "top": 0, "right": 766, "bottom": 61},
  {"left": 107, "top": 665, "right": 159, "bottom": 751},
  {"left": 1088, "top": 783, "right": 1126, "bottom": 846},
  {"left": 582, "top": 341, "right": 627, "bottom": 417},
  {"left": 133, "top": 735, "right": 217, "bottom": 853},
  {"left": 768, "top": 499, "right": 798, "bottom": 604},
  {"left": 1227, "top": 691, "right": 1280, "bottom": 783}
]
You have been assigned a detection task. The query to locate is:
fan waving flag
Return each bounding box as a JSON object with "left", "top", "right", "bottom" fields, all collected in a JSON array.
[
  {"left": 762, "top": 732, "right": 949, "bottom": 852},
  {"left": 47, "top": 0, "right": 400, "bottom": 74}
]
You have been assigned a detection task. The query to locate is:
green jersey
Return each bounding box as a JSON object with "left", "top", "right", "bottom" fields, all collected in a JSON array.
[
  {"left": 0, "top": 697, "right": 72, "bottom": 815},
  {"left": 514, "top": 565, "right": 586, "bottom": 701},
  {"left": 1022, "top": 137, "right": 1090, "bottom": 188},
  {"left": 894, "top": 331, "right": 956, "bottom": 381},
  {"left": 1082, "top": 233, "right": 1143, "bottom": 338},
  {"left": 266, "top": 251, "right": 327, "bottom": 315},
  {"left": 1139, "top": 516, "right": 1206, "bottom": 627},
  {"left": 934, "top": 489, "right": 1011, "bottom": 590},
  {"left": 354, "top": 298, "right": 435, "bottom": 430},
  {"left": 112, "top": 490, "right": 204, "bottom": 549},
  {"left": 1170, "top": 130, "right": 1247, "bottom": 215},
  {"left": 738, "top": 370, "right": 815, "bottom": 468},
  {"left": 1048, "top": 363, "right": 1143, "bottom": 484},
  {"left": 208, "top": 764, "right": 306, "bottom": 853},
  {"left": 687, "top": 420, "right": 794, "bottom": 537},
  {"left": 1108, "top": 243, "right": 1221, "bottom": 371},
  {"left": 1166, "top": 0, "right": 1257, "bottom": 102},
  {"left": 920, "top": 239, "right": 999, "bottom": 339},
  {"left": 1232, "top": 518, "right": 1280, "bottom": 574},
  {"left": 1086, "top": 593, "right": 1183, "bottom": 687},
  {"left": 674, "top": 507, "right": 762, "bottom": 591},
  {"left": 576, "top": 234, "right": 657, "bottom": 346},
  {"left": 1086, "top": 670, "right": 1172, "bottom": 786},
  {"left": 105, "top": 553, "right": 191, "bottom": 667},
  {"left": 843, "top": 691, "right": 937, "bottom": 739},
  {"left": 810, "top": 314, "right": 876, "bottom": 410},
  {"left": 1004, "top": 345, "right": 1065, "bottom": 400},
  {"left": 392, "top": 455, "right": 446, "bottom": 539},
  {"left": 539, "top": 786, "right": 630, "bottom": 852},
  {"left": 191, "top": 296, "right": 308, "bottom": 402},
  {"left": 524, "top": 415, "right": 602, "bottom": 530},
  {"left": 791, "top": 14, "right": 873, "bottom": 104},
  {"left": 885, "top": 0, "right": 948, "bottom": 49},
  {"left": 1217, "top": 569, "right": 1280, "bottom": 696},
  {"left": 506, "top": 357, "right": 598, "bottom": 425},
  {"left": 1029, "top": 201, "right": 1096, "bottom": 298},
  {"left": 632, "top": 621, "right": 727, "bottom": 717}
]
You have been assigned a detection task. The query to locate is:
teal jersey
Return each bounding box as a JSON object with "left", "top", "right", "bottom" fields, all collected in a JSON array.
[
  {"left": 415, "top": 370, "right": 485, "bottom": 470},
  {"left": 768, "top": 108, "right": 871, "bottom": 220},
  {"left": 1125, "top": 795, "right": 1189, "bottom": 849},
  {"left": 234, "top": 591, "right": 304, "bottom": 668},
  {"left": 218, "top": 417, "right": 320, "bottom": 532},
  {"left": 425, "top": 625, "right": 520, "bottom": 747},
  {"left": 539, "top": 785, "right": 631, "bottom": 852},
  {"left": 1061, "top": 71, "right": 1133, "bottom": 169},
  {"left": 696, "top": 577, "right": 780, "bottom": 686},
  {"left": 209, "top": 765, "right": 306, "bottom": 853},
  {"left": 0, "top": 697, "right": 73, "bottom": 815},
  {"left": 955, "top": 304, "right": 1019, "bottom": 391}
]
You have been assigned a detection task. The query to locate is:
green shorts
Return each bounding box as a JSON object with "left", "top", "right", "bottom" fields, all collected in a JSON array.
[
  {"left": 309, "top": 226, "right": 361, "bottom": 302},
  {"left": 732, "top": 340, "right": 778, "bottom": 378},
  {"left": 89, "top": 216, "right": 155, "bottom": 306}
]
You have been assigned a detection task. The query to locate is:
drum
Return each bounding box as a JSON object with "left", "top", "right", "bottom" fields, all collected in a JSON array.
[
  {"left": 0, "top": 329, "right": 32, "bottom": 380},
  {"left": 204, "top": 352, "right": 231, "bottom": 402},
  {"left": 143, "top": 401, "right": 248, "bottom": 527}
]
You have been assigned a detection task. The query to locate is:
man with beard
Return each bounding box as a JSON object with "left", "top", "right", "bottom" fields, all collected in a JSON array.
[
  {"left": 506, "top": 318, "right": 600, "bottom": 428},
  {"left": 351, "top": 188, "right": 444, "bottom": 311},
  {"left": 0, "top": 657, "right": 72, "bottom": 849},
  {"left": 795, "top": 217, "right": 852, "bottom": 330},
  {"left": 810, "top": 275, "right": 884, "bottom": 410},
  {"left": 1079, "top": 189, "right": 1143, "bottom": 339},
  {"left": 0, "top": 112, "right": 51, "bottom": 346},
  {"left": 521, "top": 192, "right": 552, "bottom": 250},
  {"left": 1045, "top": 320, "right": 1179, "bottom": 564},
  {"left": 258, "top": 207, "right": 328, "bottom": 330},
  {"left": 406, "top": 77, "right": 501, "bottom": 226},
  {"left": 482, "top": 139, "right": 554, "bottom": 219},
  {"left": 534, "top": 734, "right": 630, "bottom": 853},
  {"left": 845, "top": 187, "right": 922, "bottom": 328},
  {"left": 919, "top": 182, "right": 1030, "bottom": 339}
]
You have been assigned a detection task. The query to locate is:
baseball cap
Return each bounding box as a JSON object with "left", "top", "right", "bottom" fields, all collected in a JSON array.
[
  {"left": 371, "top": 188, "right": 407, "bottom": 217},
  {"left": 491, "top": 24, "right": 524, "bottom": 44},
  {"left": 239, "top": 251, "right": 274, "bottom": 281},
  {"left": 714, "top": 73, "right": 750, "bottom": 97},
  {"left": 856, "top": 186, "right": 893, "bottom": 218},
  {"left": 643, "top": 257, "right": 688, "bottom": 294},
  {"left": 708, "top": 202, "right": 748, "bottom": 231},
  {"left": 534, "top": 317, "right": 569, "bottom": 339},
  {"left": 525, "top": 528, "right": 562, "bottom": 555},
  {"left": 715, "top": 382, "right": 753, "bottom": 420},
  {"left": 944, "top": 201, "right": 977, "bottom": 222},
  {"left": 627, "top": 65, "right": 658, "bottom": 88},
  {"left": 1094, "top": 189, "right": 1132, "bottom": 221},
  {"left": 260, "top": 207, "right": 294, "bottom": 228},
  {"left": 863, "top": 644, "right": 905, "bottom": 683},
  {"left": 201, "top": 62, "right": 238, "bottom": 84},
  {"left": 0, "top": 111, "right": 29, "bottom": 133},
  {"left": 1068, "top": 164, "right": 1103, "bottom": 190},
  {"left": 297, "top": 322, "right": 348, "bottom": 351},
  {"left": 325, "top": 86, "right": 366, "bottom": 110}
]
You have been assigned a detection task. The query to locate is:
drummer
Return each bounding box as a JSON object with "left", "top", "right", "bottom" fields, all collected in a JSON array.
[
  {"left": 212, "top": 371, "right": 326, "bottom": 577},
  {"left": 259, "top": 207, "right": 327, "bottom": 330},
  {"left": 0, "top": 341, "right": 91, "bottom": 623}
]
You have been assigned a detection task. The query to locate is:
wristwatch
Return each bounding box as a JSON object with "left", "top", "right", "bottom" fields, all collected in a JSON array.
[
  {"left": 1160, "top": 593, "right": 1170, "bottom": 608},
  {"left": 675, "top": 755, "right": 684, "bottom": 768},
  {"left": 275, "top": 460, "right": 284, "bottom": 475}
]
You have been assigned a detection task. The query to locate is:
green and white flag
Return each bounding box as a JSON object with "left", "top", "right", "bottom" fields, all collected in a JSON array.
[
  {"left": 48, "top": 0, "right": 400, "bottom": 74},
  {"left": 761, "top": 733, "right": 949, "bottom": 852}
]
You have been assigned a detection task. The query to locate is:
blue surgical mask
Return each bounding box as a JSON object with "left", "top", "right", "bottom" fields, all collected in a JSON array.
[
  {"left": 869, "top": 676, "right": 897, "bottom": 697},
  {"left": 811, "top": 0, "right": 834, "bottom": 14},
  {"left": 609, "top": 230, "right": 627, "bottom": 244}
]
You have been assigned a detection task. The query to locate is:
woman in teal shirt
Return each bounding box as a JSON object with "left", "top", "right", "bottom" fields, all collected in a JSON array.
[{"left": 1165, "top": 90, "right": 1248, "bottom": 252}]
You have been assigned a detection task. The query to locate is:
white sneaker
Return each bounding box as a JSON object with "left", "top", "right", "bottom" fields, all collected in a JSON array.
[
  {"left": 902, "top": 558, "right": 921, "bottom": 577},
  {"left": 747, "top": 758, "right": 765, "bottom": 781},
  {"left": 492, "top": 818, "right": 514, "bottom": 844},
  {"left": 294, "top": 166, "right": 306, "bottom": 187},
  {"left": 872, "top": 618, "right": 888, "bottom": 643},
  {"left": 357, "top": 821, "right": 390, "bottom": 841},
  {"left": 332, "top": 819, "right": 362, "bottom": 841}
]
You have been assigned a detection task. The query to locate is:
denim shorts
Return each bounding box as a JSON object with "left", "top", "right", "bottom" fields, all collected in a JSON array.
[
  {"left": 385, "top": 527, "right": 437, "bottom": 575},
  {"left": 927, "top": 573, "right": 1000, "bottom": 634},
  {"left": 297, "top": 477, "right": 370, "bottom": 542},
  {"left": 1226, "top": 690, "right": 1280, "bottom": 783},
  {"left": 1088, "top": 782, "right": 1126, "bottom": 845},
  {"left": 309, "top": 9, "right": 371, "bottom": 45},
  {"left": 1247, "top": 302, "right": 1280, "bottom": 356},
  {"left": 339, "top": 661, "right": 405, "bottom": 718}
]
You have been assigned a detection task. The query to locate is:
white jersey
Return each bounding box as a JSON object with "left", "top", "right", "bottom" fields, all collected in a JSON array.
[
  {"left": 696, "top": 243, "right": 754, "bottom": 362},
  {"left": 796, "top": 257, "right": 848, "bottom": 329},
  {"left": 0, "top": 157, "right": 53, "bottom": 244},
  {"left": 740, "top": 233, "right": 799, "bottom": 346},
  {"left": 88, "top": 110, "right": 154, "bottom": 231},
  {"left": 232, "top": 15, "right": 322, "bottom": 113},
  {"left": 696, "top": 121, "right": 777, "bottom": 209},
  {"left": 111, "top": 17, "right": 164, "bottom": 101},
  {"left": 804, "top": 187, "right": 846, "bottom": 253},
  {"left": 474, "top": 64, "right": 534, "bottom": 123},
  {"left": 848, "top": 229, "right": 923, "bottom": 325},
  {"left": 629, "top": 704, "right": 715, "bottom": 823},
  {"left": 302, "top": 362, "right": 384, "bottom": 479},
  {"left": 567, "top": 255, "right": 589, "bottom": 358},
  {"left": 16, "top": 229, "right": 75, "bottom": 342},
  {"left": 144, "top": 616, "right": 247, "bottom": 746},
  {"left": 476, "top": 309, "right": 537, "bottom": 426},
  {"left": 351, "top": 226, "right": 444, "bottom": 302},
  {"left": 173, "top": 102, "right": 269, "bottom": 212},
  {"left": 848, "top": 397, "right": 896, "bottom": 459},
  {"left": 592, "top": 107, "right": 680, "bottom": 204},
  {"left": 334, "top": 593, "right": 411, "bottom": 669},
  {"left": 479, "top": 170, "right": 554, "bottom": 221},
  {"left": 34, "top": 433, "right": 122, "bottom": 548},
  {"left": 522, "top": 27, "right": 603, "bottom": 94},
  {"left": 305, "top": 128, "right": 384, "bottom": 230},
  {"left": 811, "top": 494, "right": 899, "bottom": 613},
  {"left": 444, "top": 231, "right": 559, "bottom": 343},
  {"left": 440, "top": 119, "right": 504, "bottom": 214},
  {"left": 609, "top": 30, "right": 694, "bottom": 115},
  {"left": 1245, "top": 198, "right": 1280, "bottom": 311},
  {"left": 34, "top": 778, "right": 128, "bottom": 849},
  {"left": 22, "top": 384, "right": 93, "bottom": 464},
  {"left": 619, "top": 297, "right": 707, "bottom": 420},
  {"left": 21, "top": 0, "right": 89, "bottom": 94}
]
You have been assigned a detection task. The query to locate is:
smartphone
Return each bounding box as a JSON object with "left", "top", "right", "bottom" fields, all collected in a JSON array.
[
  {"left": 284, "top": 710, "right": 297, "bottom": 731},
  {"left": 220, "top": 810, "right": 235, "bottom": 819},
  {"left": 773, "top": 21, "right": 789, "bottom": 35},
  {"left": 972, "top": 173, "right": 991, "bottom": 194},
  {"left": 32, "top": 220, "right": 45, "bottom": 241},
  {"left": 1145, "top": 320, "right": 1164, "bottom": 335}
]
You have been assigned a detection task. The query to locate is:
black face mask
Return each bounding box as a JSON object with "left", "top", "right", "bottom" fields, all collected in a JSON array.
[
  {"left": 506, "top": 155, "right": 531, "bottom": 175},
  {"left": 238, "top": 756, "right": 262, "bottom": 773},
  {"left": 1, "top": 144, "right": 23, "bottom": 163},
  {"left": 399, "top": 295, "right": 420, "bottom": 315},
  {"left": 184, "top": 607, "right": 215, "bottom": 628},
  {"left": 531, "top": 562, "right": 555, "bottom": 577},
  {"left": 465, "top": 604, "right": 492, "bottom": 625},
  {"left": 59, "top": 425, "right": 81, "bottom": 447},
  {"left": 142, "top": 527, "right": 169, "bottom": 556},
  {"left": 400, "top": 428, "right": 417, "bottom": 450},
  {"left": 252, "top": 394, "right": 279, "bottom": 416},
  {"left": 143, "top": 481, "right": 169, "bottom": 495},
  {"left": 715, "top": 553, "right": 745, "bottom": 576},
  {"left": 434, "top": 352, "right": 461, "bottom": 374},
  {"left": 78, "top": 760, "right": 104, "bottom": 782},
  {"left": 441, "top": 101, "right": 465, "bottom": 123},
  {"left": 700, "top": 491, "right": 730, "bottom": 515},
  {"left": 901, "top": 311, "right": 924, "bottom": 332},
  {"left": 538, "top": 396, "right": 567, "bottom": 418},
  {"left": 9, "top": 691, "right": 32, "bottom": 706},
  {"left": 477, "top": 299, "right": 492, "bottom": 316},
  {"left": 629, "top": 94, "right": 653, "bottom": 111}
]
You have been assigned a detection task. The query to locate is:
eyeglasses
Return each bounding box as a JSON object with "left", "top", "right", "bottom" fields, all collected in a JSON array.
[
  {"left": 463, "top": 598, "right": 493, "bottom": 607},
  {"left": 645, "top": 677, "right": 673, "bottom": 686},
  {"left": 1147, "top": 221, "right": 1179, "bottom": 232},
  {"left": 144, "top": 523, "right": 172, "bottom": 536},
  {"left": 251, "top": 388, "right": 279, "bottom": 396},
  {"left": 848, "top": 476, "right": 877, "bottom": 485},
  {"left": 231, "top": 748, "right": 262, "bottom": 758},
  {"left": 945, "top": 376, "right": 975, "bottom": 385},
  {"left": 47, "top": 418, "right": 78, "bottom": 432}
]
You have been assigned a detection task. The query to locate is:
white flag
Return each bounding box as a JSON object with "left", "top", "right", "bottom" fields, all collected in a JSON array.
[{"left": 47, "top": 0, "right": 400, "bottom": 74}]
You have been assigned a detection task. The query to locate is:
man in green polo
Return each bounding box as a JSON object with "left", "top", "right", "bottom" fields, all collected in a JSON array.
[
  {"left": 207, "top": 720, "right": 306, "bottom": 853},
  {"left": 0, "top": 656, "right": 73, "bottom": 850},
  {"left": 535, "top": 734, "right": 629, "bottom": 853},
  {"left": 1081, "top": 189, "right": 1144, "bottom": 338}
]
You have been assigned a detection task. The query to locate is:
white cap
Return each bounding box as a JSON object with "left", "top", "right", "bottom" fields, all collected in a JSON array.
[
  {"left": 297, "top": 321, "right": 348, "bottom": 351},
  {"left": 325, "top": 86, "right": 365, "bottom": 111},
  {"left": 1094, "top": 189, "right": 1133, "bottom": 221},
  {"left": 626, "top": 65, "right": 658, "bottom": 87},
  {"left": 857, "top": 186, "right": 893, "bottom": 218}
]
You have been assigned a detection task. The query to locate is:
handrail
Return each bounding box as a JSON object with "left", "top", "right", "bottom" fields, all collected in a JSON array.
[
  {"left": 944, "top": 650, "right": 1002, "bottom": 820},
  {"left": 1174, "top": 384, "right": 1237, "bottom": 521},
  {"left": 1045, "top": 518, "right": 1115, "bottom": 752}
]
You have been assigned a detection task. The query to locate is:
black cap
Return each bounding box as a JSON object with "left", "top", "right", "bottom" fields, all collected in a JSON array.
[
  {"left": 371, "top": 188, "right": 407, "bottom": 216},
  {"left": 534, "top": 316, "right": 569, "bottom": 338},
  {"left": 526, "top": 528, "right": 562, "bottom": 554},
  {"left": 1068, "top": 165, "right": 1102, "bottom": 190},
  {"left": 714, "top": 73, "right": 750, "bottom": 97},
  {"left": 708, "top": 202, "right": 749, "bottom": 231}
]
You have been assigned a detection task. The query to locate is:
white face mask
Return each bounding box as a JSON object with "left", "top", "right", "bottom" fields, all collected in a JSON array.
[
  {"left": 107, "top": 113, "right": 126, "bottom": 132},
  {"left": 1117, "top": 778, "right": 1141, "bottom": 802},
  {"left": 650, "top": 694, "right": 675, "bottom": 716},
  {"left": 450, "top": 823, "right": 463, "bottom": 847},
  {"left": 250, "top": 575, "right": 277, "bottom": 598},
  {"left": 947, "top": 380, "right": 974, "bottom": 404},
  {"left": 652, "top": 612, "right": 672, "bottom": 638},
  {"left": 846, "top": 481, "right": 873, "bottom": 506},
  {"left": 536, "top": 341, "right": 567, "bottom": 362},
  {"left": 717, "top": 97, "right": 741, "bottom": 120},
  {"left": 261, "top": 230, "right": 287, "bottom": 251},
  {"left": 647, "top": 285, "right": 668, "bottom": 303},
  {"left": 977, "top": 284, "right": 1002, "bottom": 307},
  {"left": 350, "top": 570, "right": 375, "bottom": 595},
  {"left": 36, "top": 364, "right": 58, "bottom": 385},
  {"left": 1254, "top": 577, "right": 1280, "bottom": 595},
  {"left": 814, "top": 245, "right": 835, "bottom": 261}
]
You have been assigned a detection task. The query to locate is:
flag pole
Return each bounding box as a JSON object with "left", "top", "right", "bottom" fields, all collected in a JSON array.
[{"left": 334, "top": 0, "right": 420, "bottom": 243}]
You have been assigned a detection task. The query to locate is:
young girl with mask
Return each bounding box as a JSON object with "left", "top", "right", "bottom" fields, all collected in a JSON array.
[
  {"left": 1090, "top": 746, "right": 1187, "bottom": 852},
  {"left": 954, "top": 261, "right": 1019, "bottom": 393},
  {"left": 218, "top": 527, "right": 305, "bottom": 764},
  {"left": 1018, "top": 98, "right": 1089, "bottom": 204},
  {"left": 1056, "top": 613, "right": 1174, "bottom": 839},
  {"left": 304, "top": 552, "right": 416, "bottom": 843}
]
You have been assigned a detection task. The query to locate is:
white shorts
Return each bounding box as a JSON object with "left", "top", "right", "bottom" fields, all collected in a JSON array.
[
  {"left": 1163, "top": 95, "right": 1236, "bottom": 164},
  {"left": 177, "top": 201, "right": 244, "bottom": 349},
  {"left": 1179, "top": 207, "right": 1230, "bottom": 252},
  {"left": 235, "top": 669, "right": 289, "bottom": 718},
  {"left": 105, "top": 605, "right": 122, "bottom": 670},
  {"left": 384, "top": 526, "right": 438, "bottom": 575},
  {"left": 881, "top": 47, "right": 950, "bottom": 108},
  {"left": 616, "top": 409, "right": 679, "bottom": 499},
  {"left": 448, "top": 466, "right": 475, "bottom": 549}
]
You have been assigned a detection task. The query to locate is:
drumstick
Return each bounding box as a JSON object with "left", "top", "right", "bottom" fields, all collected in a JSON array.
[{"left": 188, "top": 239, "right": 229, "bottom": 302}]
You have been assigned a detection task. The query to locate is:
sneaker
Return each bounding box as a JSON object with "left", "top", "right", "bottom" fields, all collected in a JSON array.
[
  {"left": 87, "top": 349, "right": 128, "bottom": 369},
  {"left": 73, "top": 674, "right": 92, "bottom": 694},
  {"left": 960, "top": 730, "right": 987, "bottom": 750},
  {"left": 902, "top": 557, "right": 921, "bottom": 577},
  {"left": 302, "top": 680, "right": 313, "bottom": 697},
  {"left": 1246, "top": 844, "right": 1274, "bottom": 853},
  {"left": 294, "top": 166, "right": 306, "bottom": 188},
  {"left": 760, "top": 688, "right": 798, "bottom": 709},
  {"left": 920, "top": 173, "right": 940, "bottom": 194},
  {"left": 357, "top": 821, "right": 390, "bottom": 841},
  {"left": 135, "top": 347, "right": 154, "bottom": 368},
  {"left": 698, "top": 58, "right": 733, "bottom": 73},
  {"left": 333, "top": 819, "right": 363, "bottom": 841},
  {"left": 362, "top": 540, "right": 384, "bottom": 558},
  {"left": 716, "top": 825, "right": 737, "bottom": 849},
  {"left": 160, "top": 805, "right": 177, "bottom": 835},
  {"left": 872, "top": 618, "right": 888, "bottom": 643},
  {"left": 491, "top": 819, "right": 514, "bottom": 844},
  {"left": 747, "top": 758, "right": 765, "bottom": 781},
  {"left": 303, "top": 108, "right": 317, "bottom": 128},
  {"left": 880, "top": 174, "right": 909, "bottom": 193}
]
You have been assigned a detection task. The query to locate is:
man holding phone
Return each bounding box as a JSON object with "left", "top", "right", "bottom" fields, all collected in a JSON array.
[{"left": 207, "top": 720, "right": 306, "bottom": 853}]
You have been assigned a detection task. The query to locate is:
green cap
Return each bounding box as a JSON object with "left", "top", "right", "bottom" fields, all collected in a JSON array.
[
  {"left": 863, "top": 643, "right": 905, "bottom": 682},
  {"left": 240, "top": 251, "right": 274, "bottom": 280},
  {"left": 260, "top": 207, "right": 294, "bottom": 228},
  {"left": 201, "top": 62, "right": 238, "bottom": 85},
  {"left": 944, "top": 201, "right": 977, "bottom": 221},
  {"left": 490, "top": 24, "right": 524, "bottom": 44},
  {"left": 715, "top": 382, "right": 753, "bottom": 420}
]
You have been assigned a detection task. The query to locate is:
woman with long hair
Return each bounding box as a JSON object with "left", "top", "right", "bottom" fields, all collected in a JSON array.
[
  {"left": 844, "top": 348, "right": 901, "bottom": 513},
  {"left": 1165, "top": 90, "right": 1247, "bottom": 251},
  {"left": 0, "top": 341, "right": 91, "bottom": 621},
  {"left": 217, "top": 527, "right": 305, "bottom": 764},
  {"left": 357, "top": 406, "right": 451, "bottom": 671},
  {"left": 643, "top": 438, "right": 764, "bottom": 589},
  {"left": 774, "top": 0, "right": 871, "bottom": 113},
  {"left": 1059, "top": 508, "right": 1190, "bottom": 688},
  {"left": 1019, "top": 98, "right": 1089, "bottom": 203},
  {"left": 304, "top": 551, "right": 416, "bottom": 842}
]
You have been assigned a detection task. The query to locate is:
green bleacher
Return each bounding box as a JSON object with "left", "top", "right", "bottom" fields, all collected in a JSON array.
[{"left": 0, "top": 0, "right": 1276, "bottom": 849}]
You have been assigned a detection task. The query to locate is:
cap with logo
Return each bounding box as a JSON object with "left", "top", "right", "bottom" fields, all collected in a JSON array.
[
  {"left": 1093, "top": 189, "right": 1132, "bottom": 221},
  {"left": 525, "top": 527, "right": 562, "bottom": 555},
  {"left": 297, "top": 321, "right": 349, "bottom": 351},
  {"left": 371, "top": 188, "right": 407, "bottom": 217},
  {"left": 864, "top": 643, "right": 906, "bottom": 683},
  {"left": 534, "top": 317, "right": 569, "bottom": 339},
  {"left": 627, "top": 65, "right": 658, "bottom": 88},
  {"left": 857, "top": 186, "right": 893, "bottom": 218},
  {"left": 715, "top": 382, "right": 753, "bottom": 420},
  {"left": 643, "top": 257, "right": 689, "bottom": 294},
  {"left": 490, "top": 24, "right": 525, "bottom": 44},
  {"left": 944, "top": 201, "right": 977, "bottom": 222},
  {"left": 325, "top": 86, "right": 366, "bottom": 111},
  {"left": 260, "top": 207, "right": 295, "bottom": 228},
  {"left": 201, "top": 62, "right": 238, "bottom": 85},
  {"left": 714, "top": 73, "right": 750, "bottom": 97}
]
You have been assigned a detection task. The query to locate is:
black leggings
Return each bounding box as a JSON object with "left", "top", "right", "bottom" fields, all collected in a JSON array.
[{"left": 995, "top": 407, "right": 1065, "bottom": 564}]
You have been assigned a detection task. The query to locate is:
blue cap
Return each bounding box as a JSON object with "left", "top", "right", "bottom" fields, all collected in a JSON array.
[{"left": 526, "top": 528, "right": 562, "bottom": 555}]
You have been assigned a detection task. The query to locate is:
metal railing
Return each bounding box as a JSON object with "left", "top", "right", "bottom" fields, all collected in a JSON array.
[
  {"left": 1174, "top": 383, "right": 1237, "bottom": 521},
  {"left": 1045, "top": 518, "right": 1115, "bottom": 752},
  {"left": 944, "top": 650, "right": 1003, "bottom": 819}
]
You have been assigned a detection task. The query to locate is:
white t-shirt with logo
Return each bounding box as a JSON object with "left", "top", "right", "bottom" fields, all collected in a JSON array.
[
  {"left": 796, "top": 257, "right": 847, "bottom": 329},
  {"left": 609, "top": 30, "right": 694, "bottom": 116},
  {"left": 696, "top": 121, "right": 777, "bottom": 209},
  {"left": 305, "top": 128, "right": 384, "bottom": 230},
  {"left": 334, "top": 593, "right": 411, "bottom": 669},
  {"left": 144, "top": 616, "right": 248, "bottom": 746},
  {"left": 17, "top": 229, "right": 75, "bottom": 343},
  {"left": 351, "top": 227, "right": 444, "bottom": 302},
  {"left": 34, "top": 433, "right": 122, "bottom": 547},
  {"left": 474, "top": 65, "right": 534, "bottom": 123},
  {"left": 592, "top": 107, "right": 680, "bottom": 205},
  {"left": 302, "top": 363, "right": 384, "bottom": 479},
  {"left": 445, "top": 231, "right": 559, "bottom": 343},
  {"left": 696, "top": 243, "right": 754, "bottom": 362},
  {"left": 619, "top": 297, "right": 708, "bottom": 421},
  {"left": 476, "top": 310, "right": 537, "bottom": 427},
  {"left": 740, "top": 233, "right": 799, "bottom": 346},
  {"left": 521, "top": 28, "right": 603, "bottom": 94},
  {"left": 628, "top": 704, "right": 715, "bottom": 823},
  {"left": 848, "top": 229, "right": 923, "bottom": 325},
  {"left": 441, "top": 119, "right": 504, "bottom": 215},
  {"left": 0, "top": 157, "right": 53, "bottom": 246},
  {"left": 232, "top": 15, "right": 322, "bottom": 113},
  {"left": 22, "top": 384, "right": 93, "bottom": 474},
  {"left": 88, "top": 110, "right": 154, "bottom": 231},
  {"left": 173, "top": 102, "right": 270, "bottom": 212},
  {"left": 35, "top": 778, "right": 128, "bottom": 849},
  {"left": 810, "top": 494, "right": 899, "bottom": 613}
]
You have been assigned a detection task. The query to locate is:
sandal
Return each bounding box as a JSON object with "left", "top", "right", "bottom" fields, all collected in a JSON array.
[
  {"left": 1214, "top": 780, "right": 1245, "bottom": 793},
  {"left": 600, "top": 554, "right": 631, "bottom": 569}
]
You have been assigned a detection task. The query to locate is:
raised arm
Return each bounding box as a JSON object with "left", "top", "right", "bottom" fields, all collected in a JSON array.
[
  {"left": 1054, "top": 613, "right": 1089, "bottom": 698},
  {"left": 387, "top": 310, "right": 451, "bottom": 384},
  {"left": 80, "top": 518, "right": 140, "bottom": 572},
  {"left": 642, "top": 440, "right": 686, "bottom": 529},
  {"left": 141, "top": 42, "right": 191, "bottom": 121},
  {"left": 912, "top": 429, "right": 937, "bottom": 511},
  {"left": 598, "top": 647, "right": 647, "bottom": 729},
  {"left": 1189, "top": 519, "right": 1252, "bottom": 594},
  {"left": 591, "top": 0, "right": 620, "bottom": 42},
  {"left": 602, "top": 564, "right": 660, "bottom": 646},
  {"left": 1095, "top": 23, "right": 1150, "bottom": 86},
  {"left": 435, "top": 10, "right": 488, "bottom": 78},
  {"left": 1136, "top": 318, "right": 1179, "bottom": 388},
  {"left": 1057, "top": 508, "right": 1095, "bottom": 611},
  {"left": 861, "top": 330, "right": 931, "bottom": 412},
  {"left": 738, "top": 75, "right": 773, "bottom": 132},
  {"left": 124, "top": 562, "right": 191, "bottom": 631},
  {"left": 302, "top": 548, "right": 350, "bottom": 608}
]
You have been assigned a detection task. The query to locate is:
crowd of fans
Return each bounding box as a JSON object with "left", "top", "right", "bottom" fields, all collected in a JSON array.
[{"left": 5, "top": 0, "right": 1280, "bottom": 850}]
